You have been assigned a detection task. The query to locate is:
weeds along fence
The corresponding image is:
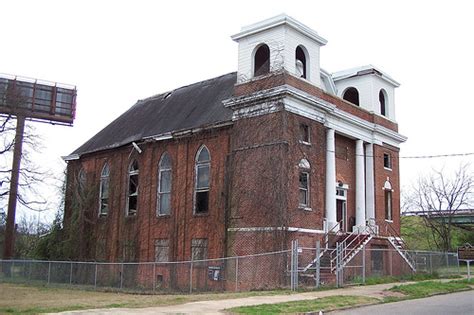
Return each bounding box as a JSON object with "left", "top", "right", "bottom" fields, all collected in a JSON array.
[{"left": 0, "top": 248, "right": 465, "bottom": 293}]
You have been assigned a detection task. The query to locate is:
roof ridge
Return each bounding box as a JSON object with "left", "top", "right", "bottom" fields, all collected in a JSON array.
[{"left": 138, "top": 72, "right": 237, "bottom": 103}]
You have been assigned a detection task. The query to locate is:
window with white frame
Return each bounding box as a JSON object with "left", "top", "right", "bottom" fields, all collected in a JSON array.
[
  {"left": 194, "top": 146, "right": 210, "bottom": 214},
  {"left": 157, "top": 152, "right": 172, "bottom": 216},
  {"left": 299, "top": 123, "right": 310, "bottom": 144},
  {"left": 384, "top": 180, "right": 393, "bottom": 221},
  {"left": 99, "top": 163, "right": 110, "bottom": 216},
  {"left": 127, "top": 160, "right": 139, "bottom": 216},
  {"left": 298, "top": 158, "right": 310, "bottom": 208},
  {"left": 383, "top": 153, "right": 392, "bottom": 169}
]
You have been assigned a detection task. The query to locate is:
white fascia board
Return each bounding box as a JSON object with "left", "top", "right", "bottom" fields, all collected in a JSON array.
[
  {"left": 231, "top": 14, "right": 327, "bottom": 45},
  {"left": 332, "top": 65, "right": 400, "bottom": 87},
  {"left": 227, "top": 226, "right": 325, "bottom": 234},
  {"left": 62, "top": 154, "right": 80, "bottom": 161}
]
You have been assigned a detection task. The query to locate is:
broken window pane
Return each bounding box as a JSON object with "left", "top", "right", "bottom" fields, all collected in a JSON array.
[
  {"left": 127, "top": 160, "right": 139, "bottom": 215},
  {"left": 195, "top": 146, "right": 211, "bottom": 214},
  {"left": 195, "top": 191, "right": 209, "bottom": 214}
]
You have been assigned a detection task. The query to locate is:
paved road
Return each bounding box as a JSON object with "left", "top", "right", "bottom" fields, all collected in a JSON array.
[{"left": 332, "top": 290, "right": 474, "bottom": 315}]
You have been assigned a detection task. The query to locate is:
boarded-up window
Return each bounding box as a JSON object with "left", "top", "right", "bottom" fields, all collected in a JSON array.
[
  {"left": 191, "top": 238, "right": 208, "bottom": 262},
  {"left": 122, "top": 240, "right": 137, "bottom": 262},
  {"left": 336, "top": 144, "right": 348, "bottom": 160},
  {"left": 154, "top": 239, "right": 170, "bottom": 262}
]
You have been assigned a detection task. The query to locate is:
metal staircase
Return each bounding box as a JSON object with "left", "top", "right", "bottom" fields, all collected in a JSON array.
[
  {"left": 378, "top": 219, "right": 416, "bottom": 272},
  {"left": 330, "top": 230, "right": 373, "bottom": 273}
]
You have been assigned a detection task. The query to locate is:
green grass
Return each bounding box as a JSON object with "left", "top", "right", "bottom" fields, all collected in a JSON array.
[
  {"left": 389, "top": 280, "right": 472, "bottom": 299},
  {"left": 352, "top": 271, "right": 461, "bottom": 286},
  {"left": 227, "top": 295, "right": 378, "bottom": 314}
]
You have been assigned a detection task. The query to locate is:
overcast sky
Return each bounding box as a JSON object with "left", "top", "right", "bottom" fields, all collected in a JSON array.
[{"left": 1, "top": 0, "right": 473, "bottom": 222}]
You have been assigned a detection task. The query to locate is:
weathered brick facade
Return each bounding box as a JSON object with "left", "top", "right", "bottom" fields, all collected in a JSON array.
[{"left": 64, "top": 15, "right": 410, "bottom": 289}]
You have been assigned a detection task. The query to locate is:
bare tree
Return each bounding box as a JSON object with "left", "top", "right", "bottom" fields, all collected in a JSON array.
[
  {"left": 405, "top": 164, "right": 473, "bottom": 251},
  {"left": 0, "top": 115, "right": 49, "bottom": 212}
]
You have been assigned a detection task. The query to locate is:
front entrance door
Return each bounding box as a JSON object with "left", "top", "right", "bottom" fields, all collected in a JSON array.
[{"left": 336, "top": 199, "right": 347, "bottom": 232}]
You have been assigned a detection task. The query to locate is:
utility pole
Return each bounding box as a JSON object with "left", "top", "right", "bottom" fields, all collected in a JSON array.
[{"left": 3, "top": 115, "right": 25, "bottom": 259}]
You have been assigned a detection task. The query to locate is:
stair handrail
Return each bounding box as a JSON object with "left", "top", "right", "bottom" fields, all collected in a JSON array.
[{"left": 376, "top": 219, "right": 416, "bottom": 270}]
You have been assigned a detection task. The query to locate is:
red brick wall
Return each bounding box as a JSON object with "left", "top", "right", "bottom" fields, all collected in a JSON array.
[
  {"left": 65, "top": 127, "right": 232, "bottom": 263},
  {"left": 373, "top": 144, "right": 401, "bottom": 234}
]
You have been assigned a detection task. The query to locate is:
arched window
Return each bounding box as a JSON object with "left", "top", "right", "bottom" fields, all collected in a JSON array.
[
  {"left": 343, "top": 87, "right": 360, "bottom": 106},
  {"left": 379, "top": 89, "right": 387, "bottom": 117},
  {"left": 78, "top": 167, "right": 86, "bottom": 193},
  {"left": 99, "top": 163, "right": 110, "bottom": 216},
  {"left": 127, "top": 160, "right": 139, "bottom": 216},
  {"left": 383, "top": 180, "right": 393, "bottom": 221},
  {"left": 194, "top": 146, "right": 210, "bottom": 214},
  {"left": 295, "top": 46, "right": 308, "bottom": 79},
  {"left": 298, "top": 158, "right": 310, "bottom": 208},
  {"left": 157, "top": 152, "right": 172, "bottom": 216},
  {"left": 254, "top": 44, "right": 270, "bottom": 77}
]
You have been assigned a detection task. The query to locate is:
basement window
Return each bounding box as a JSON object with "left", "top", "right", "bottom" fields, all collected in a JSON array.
[
  {"left": 254, "top": 44, "right": 270, "bottom": 77},
  {"left": 194, "top": 146, "right": 210, "bottom": 214},
  {"left": 191, "top": 238, "right": 208, "bottom": 264},
  {"left": 154, "top": 239, "right": 170, "bottom": 262},
  {"left": 126, "top": 160, "right": 139, "bottom": 216}
]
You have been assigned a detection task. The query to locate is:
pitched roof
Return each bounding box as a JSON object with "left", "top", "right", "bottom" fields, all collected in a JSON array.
[{"left": 71, "top": 72, "right": 237, "bottom": 156}]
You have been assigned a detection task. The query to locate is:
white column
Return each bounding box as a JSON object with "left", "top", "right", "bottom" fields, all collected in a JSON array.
[
  {"left": 365, "top": 143, "right": 375, "bottom": 223},
  {"left": 355, "top": 139, "right": 366, "bottom": 232},
  {"left": 325, "top": 129, "right": 337, "bottom": 231}
]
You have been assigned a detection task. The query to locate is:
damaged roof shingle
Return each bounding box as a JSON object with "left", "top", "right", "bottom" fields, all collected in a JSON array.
[{"left": 72, "top": 72, "right": 237, "bottom": 156}]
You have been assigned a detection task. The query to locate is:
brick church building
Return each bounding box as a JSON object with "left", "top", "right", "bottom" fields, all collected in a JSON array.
[{"left": 64, "top": 15, "right": 412, "bottom": 280}]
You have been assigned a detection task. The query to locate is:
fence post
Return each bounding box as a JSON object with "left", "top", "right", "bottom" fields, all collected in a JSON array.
[
  {"left": 429, "top": 252, "right": 433, "bottom": 274},
  {"left": 94, "top": 263, "right": 98, "bottom": 288},
  {"left": 389, "top": 249, "right": 393, "bottom": 276},
  {"left": 47, "top": 262, "right": 51, "bottom": 285},
  {"left": 120, "top": 263, "right": 124, "bottom": 289},
  {"left": 235, "top": 257, "right": 239, "bottom": 292},
  {"left": 336, "top": 242, "right": 340, "bottom": 288},
  {"left": 295, "top": 239, "right": 299, "bottom": 291},
  {"left": 315, "top": 241, "right": 320, "bottom": 289},
  {"left": 290, "top": 240, "right": 294, "bottom": 291},
  {"left": 11, "top": 261, "right": 15, "bottom": 280},
  {"left": 69, "top": 262, "right": 73, "bottom": 285},
  {"left": 189, "top": 261, "right": 193, "bottom": 294},
  {"left": 153, "top": 263, "right": 156, "bottom": 293},
  {"left": 362, "top": 244, "right": 366, "bottom": 284}
]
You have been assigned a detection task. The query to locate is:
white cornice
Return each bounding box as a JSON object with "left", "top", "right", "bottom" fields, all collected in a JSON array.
[
  {"left": 224, "top": 84, "right": 407, "bottom": 147},
  {"left": 231, "top": 14, "right": 327, "bottom": 46}
]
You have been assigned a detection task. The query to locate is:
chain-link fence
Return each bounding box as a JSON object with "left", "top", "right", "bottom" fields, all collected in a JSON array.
[
  {"left": 295, "top": 241, "right": 463, "bottom": 289},
  {"left": 0, "top": 250, "right": 291, "bottom": 293},
  {"left": 0, "top": 247, "right": 465, "bottom": 293}
]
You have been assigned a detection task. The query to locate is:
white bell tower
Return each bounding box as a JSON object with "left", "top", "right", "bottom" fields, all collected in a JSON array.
[{"left": 231, "top": 14, "right": 327, "bottom": 87}]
